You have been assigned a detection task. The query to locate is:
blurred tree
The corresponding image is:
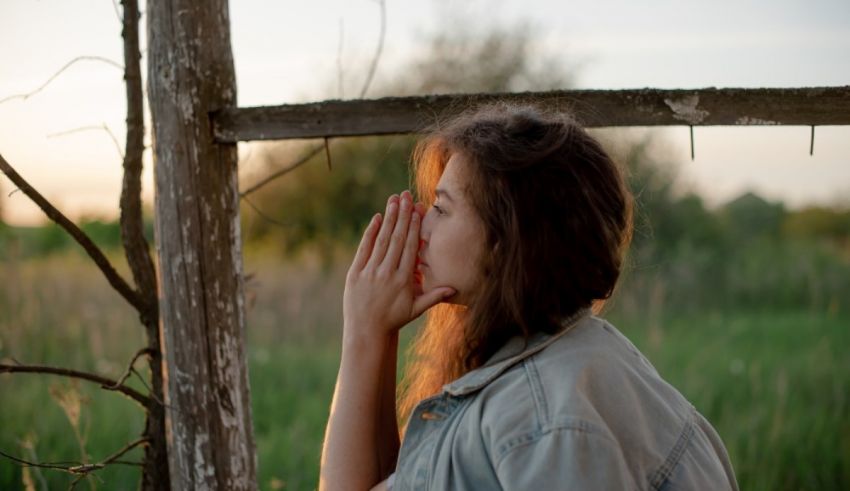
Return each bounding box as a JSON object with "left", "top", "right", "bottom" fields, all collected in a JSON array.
[
  {"left": 720, "top": 191, "right": 786, "bottom": 243},
  {"left": 383, "top": 16, "right": 576, "bottom": 95}
]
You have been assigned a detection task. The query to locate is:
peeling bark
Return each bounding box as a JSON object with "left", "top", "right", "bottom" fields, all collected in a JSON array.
[{"left": 147, "top": 1, "right": 257, "bottom": 489}]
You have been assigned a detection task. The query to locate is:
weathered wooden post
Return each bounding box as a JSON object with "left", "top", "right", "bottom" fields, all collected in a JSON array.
[{"left": 147, "top": 1, "right": 257, "bottom": 489}]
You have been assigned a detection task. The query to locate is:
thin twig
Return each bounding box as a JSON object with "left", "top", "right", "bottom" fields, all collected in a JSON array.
[
  {"left": 359, "top": 0, "right": 386, "bottom": 98},
  {"left": 238, "top": 0, "right": 387, "bottom": 196},
  {"left": 0, "top": 363, "right": 149, "bottom": 407},
  {"left": 238, "top": 143, "right": 255, "bottom": 166},
  {"left": 95, "top": 437, "right": 148, "bottom": 468},
  {"left": 68, "top": 474, "right": 87, "bottom": 491},
  {"left": 110, "top": 0, "right": 122, "bottom": 23},
  {"left": 103, "top": 347, "right": 154, "bottom": 390},
  {"left": 17, "top": 438, "right": 49, "bottom": 491},
  {"left": 0, "top": 438, "right": 147, "bottom": 490},
  {"left": 128, "top": 366, "right": 185, "bottom": 415},
  {"left": 242, "top": 195, "right": 296, "bottom": 230},
  {"left": 324, "top": 136, "right": 333, "bottom": 171},
  {"left": 0, "top": 449, "right": 73, "bottom": 471},
  {"left": 337, "top": 17, "right": 345, "bottom": 99},
  {"left": 0, "top": 56, "right": 123, "bottom": 106},
  {"left": 46, "top": 124, "right": 124, "bottom": 160},
  {"left": 0, "top": 153, "right": 146, "bottom": 313},
  {"left": 239, "top": 144, "right": 324, "bottom": 197}
]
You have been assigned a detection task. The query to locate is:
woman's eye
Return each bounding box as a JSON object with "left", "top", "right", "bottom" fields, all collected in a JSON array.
[{"left": 433, "top": 204, "right": 445, "bottom": 215}]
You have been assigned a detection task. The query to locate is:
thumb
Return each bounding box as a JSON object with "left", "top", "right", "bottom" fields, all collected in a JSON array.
[{"left": 411, "top": 288, "right": 456, "bottom": 318}]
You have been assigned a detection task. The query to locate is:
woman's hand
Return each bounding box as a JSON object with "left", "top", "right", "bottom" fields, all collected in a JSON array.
[{"left": 343, "top": 190, "right": 455, "bottom": 340}]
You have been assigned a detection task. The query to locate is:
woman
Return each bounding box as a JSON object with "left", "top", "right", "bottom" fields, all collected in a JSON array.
[{"left": 319, "top": 103, "right": 739, "bottom": 490}]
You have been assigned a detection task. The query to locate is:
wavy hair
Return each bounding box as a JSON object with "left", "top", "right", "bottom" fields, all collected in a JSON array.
[{"left": 397, "top": 102, "right": 634, "bottom": 434}]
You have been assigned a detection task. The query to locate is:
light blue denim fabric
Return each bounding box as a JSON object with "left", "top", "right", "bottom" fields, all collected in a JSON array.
[{"left": 392, "top": 309, "right": 739, "bottom": 490}]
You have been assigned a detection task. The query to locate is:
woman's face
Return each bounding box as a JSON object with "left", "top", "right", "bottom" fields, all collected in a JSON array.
[{"left": 417, "top": 153, "right": 487, "bottom": 306}]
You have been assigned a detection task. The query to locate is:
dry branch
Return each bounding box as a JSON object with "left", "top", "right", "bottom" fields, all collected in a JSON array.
[
  {"left": 0, "top": 56, "right": 123, "bottom": 105},
  {"left": 120, "top": 0, "right": 158, "bottom": 321},
  {"left": 0, "top": 362, "right": 149, "bottom": 407},
  {"left": 47, "top": 124, "right": 125, "bottom": 159},
  {"left": 0, "top": 437, "right": 148, "bottom": 490},
  {"left": 212, "top": 86, "right": 850, "bottom": 143},
  {"left": 0, "top": 153, "right": 146, "bottom": 313},
  {"left": 239, "top": 143, "right": 324, "bottom": 196},
  {"left": 104, "top": 347, "right": 155, "bottom": 390},
  {"left": 237, "top": 0, "right": 387, "bottom": 197},
  {"left": 119, "top": 1, "right": 169, "bottom": 488},
  {"left": 358, "top": 0, "right": 385, "bottom": 99}
]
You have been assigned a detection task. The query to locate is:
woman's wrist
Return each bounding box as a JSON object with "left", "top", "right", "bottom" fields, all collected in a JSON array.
[{"left": 342, "top": 325, "right": 398, "bottom": 355}]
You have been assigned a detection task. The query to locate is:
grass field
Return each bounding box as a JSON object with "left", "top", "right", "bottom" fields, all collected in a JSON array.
[{"left": 1, "top": 249, "right": 848, "bottom": 490}]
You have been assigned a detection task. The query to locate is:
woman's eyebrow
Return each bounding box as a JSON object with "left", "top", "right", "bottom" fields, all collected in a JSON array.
[{"left": 435, "top": 188, "right": 454, "bottom": 202}]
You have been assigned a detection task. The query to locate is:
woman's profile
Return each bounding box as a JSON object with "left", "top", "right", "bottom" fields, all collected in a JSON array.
[{"left": 319, "top": 102, "right": 739, "bottom": 490}]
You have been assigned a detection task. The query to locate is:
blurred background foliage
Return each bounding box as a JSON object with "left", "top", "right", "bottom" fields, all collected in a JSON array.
[{"left": 1, "top": 10, "right": 849, "bottom": 491}]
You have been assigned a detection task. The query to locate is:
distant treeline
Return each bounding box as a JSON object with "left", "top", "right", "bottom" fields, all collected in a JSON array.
[
  {"left": 2, "top": 18, "right": 847, "bottom": 315},
  {"left": 1, "top": 140, "right": 848, "bottom": 317}
]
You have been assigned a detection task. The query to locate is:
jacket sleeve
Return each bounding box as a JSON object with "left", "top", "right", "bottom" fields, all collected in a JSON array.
[{"left": 492, "top": 426, "right": 637, "bottom": 490}]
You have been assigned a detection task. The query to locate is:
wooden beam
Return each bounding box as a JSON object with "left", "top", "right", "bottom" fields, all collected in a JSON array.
[
  {"left": 211, "top": 86, "right": 850, "bottom": 142},
  {"left": 148, "top": 0, "right": 257, "bottom": 489}
]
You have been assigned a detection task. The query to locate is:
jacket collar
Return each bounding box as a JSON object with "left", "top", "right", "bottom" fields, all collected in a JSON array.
[{"left": 442, "top": 307, "right": 592, "bottom": 397}]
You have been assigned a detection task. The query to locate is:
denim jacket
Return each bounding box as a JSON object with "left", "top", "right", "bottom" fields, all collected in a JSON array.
[{"left": 391, "top": 309, "right": 739, "bottom": 490}]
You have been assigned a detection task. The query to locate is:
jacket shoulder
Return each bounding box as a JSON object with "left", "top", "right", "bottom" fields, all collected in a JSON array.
[{"left": 474, "top": 316, "right": 696, "bottom": 483}]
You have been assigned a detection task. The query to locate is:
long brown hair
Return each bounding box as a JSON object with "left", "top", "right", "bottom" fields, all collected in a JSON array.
[{"left": 397, "top": 102, "right": 634, "bottom": 433}]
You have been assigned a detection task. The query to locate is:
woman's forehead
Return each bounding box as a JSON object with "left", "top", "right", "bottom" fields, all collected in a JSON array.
[{"left": 439, "top": 153, "right": 469, "bottom": 193}]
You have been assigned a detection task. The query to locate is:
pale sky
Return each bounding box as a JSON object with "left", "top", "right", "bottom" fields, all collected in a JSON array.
[{"left": 1, "top": 0, "right": 849, "bottom": 225}]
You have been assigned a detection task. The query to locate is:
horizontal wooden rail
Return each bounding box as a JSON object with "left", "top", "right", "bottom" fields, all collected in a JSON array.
[{"left": 211, "top": 86, "right": 850, "bottom": 142}]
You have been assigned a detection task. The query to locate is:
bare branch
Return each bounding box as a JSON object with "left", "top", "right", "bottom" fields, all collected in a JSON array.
[
  {"left": 239, "top": 143, "right": 324, "bottom": 197},
  {"left": 0, "top": 362, "right": 149, "bottom": 407},
  {"left": 92, "top": 437, "right": 148, "bottom": 468},
  {"left": 119, "top": 0, "right": 158, "bottom": 323},
  {"left": 46, "top": 123, "right": 124, "bottom": 160},
  {"left": 324, "top": 137, "right": 333, "bottom": 171},
  {"left": 0, "top": 449, "right": 75, "bottom": 472},
  {"left": 119, "top": 3, "right": 169, "bottom": 486},
  {"left": 0, "top": 438, "right": 148, "bottom": 490},
  {"left": 104, "top": 347, "right": 155, "bottom": 390},
  {"left": 0, "top": 56, "right": 123, "bottom": 106},
  {"left": 337, "top": 17, "right": 345, "bottom": 99},
  {"left": 235, "top": 0, "right": 387, "bottom": 196},
  {"left": 359, "top": 0, "right": 386, "bottom": 98},
  {"left": 110, "top": 0, "right": 122, "bottom": 23},
  {"left": 0, "top": 153, "right": 146, "bottom": 313},
  {"left": 242, "top": 194, "right": 297, "bottom": 230}
]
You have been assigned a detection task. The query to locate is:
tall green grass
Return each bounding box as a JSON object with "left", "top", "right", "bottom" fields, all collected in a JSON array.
[{"left": 1, "top": 249, "right": 848, "bottom": 490}]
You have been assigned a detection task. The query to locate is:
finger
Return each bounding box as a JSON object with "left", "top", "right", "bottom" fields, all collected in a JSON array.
[
  {"left": 398, "top": 203, "right": 420, "bottom": 273},
  {"left": 414, "top": 201, "right": 426, "bottom": 217},
  {"left": 411, "top": 287, "right": 456, "bottom": 318},
  {"left": 383, "top": 191, "right": 413, "bottom": 271},
  {"left": 351, "top": 213, "right": 382, "bottom": 272},
  {"left": 367, "top": 194, "right": 400, "bottom": 269}
]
